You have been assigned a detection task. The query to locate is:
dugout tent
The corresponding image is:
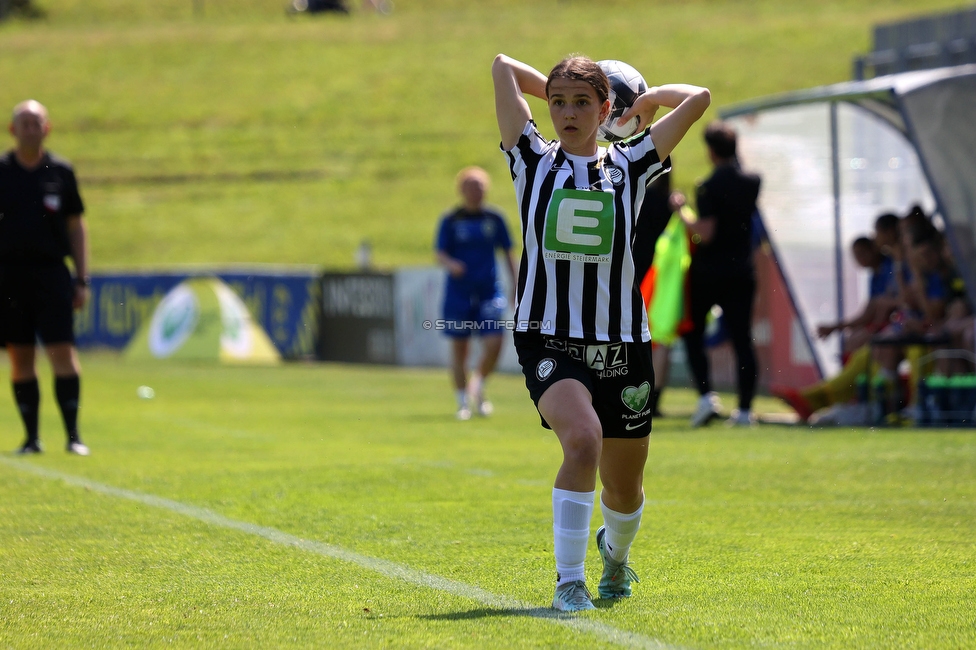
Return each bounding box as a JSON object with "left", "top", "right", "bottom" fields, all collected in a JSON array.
[{"left": 721, "top": 64, "right": 976, "bottom": 377}]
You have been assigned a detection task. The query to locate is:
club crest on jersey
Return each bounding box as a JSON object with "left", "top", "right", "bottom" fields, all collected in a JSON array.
[
  {"left": 604, "top": 164, "right": 625, "bottom": 187},
  {"left": 481, "top": 220, "right": 496, "bottom": 238},
  {"left": 536, "top": 358, "right": 556, "bottom": 381},
  {"left": 43, "top": 194, "right": 61, "bottom": 212}
]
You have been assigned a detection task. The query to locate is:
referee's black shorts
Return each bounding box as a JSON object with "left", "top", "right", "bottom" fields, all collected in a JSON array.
[
  {"left": 0, "top": 264, "right": 76, "bottom": 346},
  {"left": 514, "top": 332, "right": 654, "bottom": 439}
]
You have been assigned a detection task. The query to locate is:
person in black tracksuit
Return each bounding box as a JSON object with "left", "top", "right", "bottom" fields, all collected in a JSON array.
[
  {"left": 680, "top": 120, "right": 761, "bottom": 427},
  {"left": 0, "top": 100, "right": 90, "bottom": 455}
]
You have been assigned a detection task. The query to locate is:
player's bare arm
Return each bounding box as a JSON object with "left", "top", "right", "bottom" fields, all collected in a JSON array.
[
  {"left": 505, "top": 248, "right": 517, "bottom": 304},
  {"left": 620, "top": 83, "right": 711, "bottom": 160},
  {"left": 672, "top": 190, "right": 716, "bottom": 244},
  {"left": 435, "top": 250, "right": 466, "bottom": 278},
  {"left": 492, "top": 54, "right": 547, "bottom": 151}
]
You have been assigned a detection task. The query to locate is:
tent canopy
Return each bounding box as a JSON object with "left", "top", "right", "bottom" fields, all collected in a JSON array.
[{"left": 720, "top": 64, "right": 976, "bottom": 376}]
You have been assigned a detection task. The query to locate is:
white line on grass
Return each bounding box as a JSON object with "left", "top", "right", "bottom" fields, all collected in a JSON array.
[{"left": 3, "top": 457, "right": 681, "bottom": 650}]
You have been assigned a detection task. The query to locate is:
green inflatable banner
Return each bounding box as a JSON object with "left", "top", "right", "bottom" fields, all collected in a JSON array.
[{"left": 125, "top": 277, "right": 280, "bottom": 364}]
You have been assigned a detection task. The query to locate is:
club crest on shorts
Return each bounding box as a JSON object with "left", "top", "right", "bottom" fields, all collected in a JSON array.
[
  {"left": 621, "top": 381, "right": 651, "bottom": 412},
  {"left": 536, "top": 358, "right": 556, "bottom": 381}
]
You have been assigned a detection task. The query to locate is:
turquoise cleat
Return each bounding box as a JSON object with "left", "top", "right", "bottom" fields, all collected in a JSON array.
[
  {"left": 552, "top": 580, "right": 596, "bottom": 612},
  {"left": 596, "top": 526, "right": 640, "bottom": 599}
]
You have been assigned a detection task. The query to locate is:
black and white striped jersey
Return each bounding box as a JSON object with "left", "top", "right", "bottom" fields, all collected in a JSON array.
[{"left": 503, "top": 121, "right": 670, "bottom": 342}]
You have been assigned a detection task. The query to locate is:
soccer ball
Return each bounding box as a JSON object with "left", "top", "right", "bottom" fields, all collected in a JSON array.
[{"left": 597, "top": 60, "right": 648, "bottom": 142}]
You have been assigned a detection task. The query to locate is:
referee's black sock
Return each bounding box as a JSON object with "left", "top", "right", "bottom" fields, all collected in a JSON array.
[
  {"left": 54, "top": 375, "right": 81, "bottom": 443},
  {"left": 13, "top": 379, "right": 41, "bottom": 443},
  {"left": 651, "top": 388, "right": 662, "bottom": 416}
]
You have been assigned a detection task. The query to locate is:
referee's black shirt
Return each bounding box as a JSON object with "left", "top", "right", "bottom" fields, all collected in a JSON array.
[
  {"left": 693, "top": 163, "right": 760, "bottom": 274},
  {"left": 0, "top": 151, "right": 85, "bottom": 266}
]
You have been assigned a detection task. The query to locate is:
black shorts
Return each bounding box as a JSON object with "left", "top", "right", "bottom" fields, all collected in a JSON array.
[
  {"left": 514, "top": 332, "right": 654, "bottom": 439},
  {"left": 0, "top": 264, "right": 75, "bottom": 345}
]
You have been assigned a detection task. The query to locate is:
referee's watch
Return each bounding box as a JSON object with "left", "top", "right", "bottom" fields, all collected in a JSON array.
[{"left": 75, "top": 276, "right": 91, "bottom": 288}]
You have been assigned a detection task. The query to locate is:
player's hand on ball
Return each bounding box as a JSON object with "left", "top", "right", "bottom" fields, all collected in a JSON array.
[{"left": 619, "top": 93, "right": 659, "bottom": 132}]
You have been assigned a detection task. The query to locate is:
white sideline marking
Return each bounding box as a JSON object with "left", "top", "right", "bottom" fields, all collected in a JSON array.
[{"left": 3, "top": 458, "right": 681, "bottom": 650}]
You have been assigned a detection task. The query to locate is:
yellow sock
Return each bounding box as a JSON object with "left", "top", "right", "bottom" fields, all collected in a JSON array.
[
  {"left": 802, "top": 346, "right": 872, "bottom": 408},
  {"left": 801, "top": 384, "right": 830, "bottom": 411}
]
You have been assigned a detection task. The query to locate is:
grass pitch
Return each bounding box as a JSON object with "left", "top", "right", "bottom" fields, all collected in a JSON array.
[{"left": 1, "top": 353, "right": 974, "bottom": 648}]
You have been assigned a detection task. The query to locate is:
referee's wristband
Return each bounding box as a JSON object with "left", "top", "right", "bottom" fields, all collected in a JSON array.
[{"left": 74, "top": 276, "right": 90, "bottom": 288}]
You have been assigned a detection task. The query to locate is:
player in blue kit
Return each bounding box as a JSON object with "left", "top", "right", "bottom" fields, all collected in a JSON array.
[{"left": 435, "top": 166, "right": 517, "bottom": 420}]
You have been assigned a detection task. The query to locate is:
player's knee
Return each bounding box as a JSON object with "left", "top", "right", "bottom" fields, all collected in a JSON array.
[
  {"left": 602, "top": 477, "right": 644, "bottom": 509},
  {"left": 559, "top": 423, "right": 602, "bottom": 471}
]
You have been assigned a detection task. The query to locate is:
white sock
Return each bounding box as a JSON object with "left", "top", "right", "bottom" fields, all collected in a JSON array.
[
  {"left": 600, "top": 496, "right": 644, "bottom": 564},
  {"left": 456, "top": 389, "right": 467, "bottom": 409},
  {"left": 552, "top": 487, "right": 594, "bottom": 586},
  {"left": 469, "top": 373, "right": 484, "bottom": 404}
]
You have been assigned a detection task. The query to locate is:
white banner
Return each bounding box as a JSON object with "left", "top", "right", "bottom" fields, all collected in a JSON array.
[{"left": 393, "top": 265, "right": 520, "bottom": 374}]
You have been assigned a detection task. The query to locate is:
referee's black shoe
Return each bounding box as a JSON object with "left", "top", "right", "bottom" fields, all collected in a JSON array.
[
  {"left": 16, "top": 440, "right": 43, "bottom": 454},
  {"left": 67, "top": 440, "right": 90, "bottom": 456}
]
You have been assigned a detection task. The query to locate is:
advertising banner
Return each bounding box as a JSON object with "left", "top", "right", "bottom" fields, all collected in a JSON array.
[
  {"left": 74, "top": 267, "right": 320, "bottom": 359},
  {"left": 124, "top": 277, "right": 282, "bottom": 364},
  {"left": 318, "top": 273, "right": 396, "bottom": 364},
  {"left": 393, "top": 266, "right": 520, "bottom": 373}
]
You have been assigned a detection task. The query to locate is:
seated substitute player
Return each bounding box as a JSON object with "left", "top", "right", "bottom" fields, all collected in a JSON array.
[
  {"left": 493, "top": 53, "right": 709, "bottom": 611},
  {"left": 1, "top": 100, "right": 90, "bottom": 455},
  {"left": 435, "top": 166, "right": 516, "bottom": 420},
  {"left": 772, "top": 236, "right": 903, "bottom": 422}
]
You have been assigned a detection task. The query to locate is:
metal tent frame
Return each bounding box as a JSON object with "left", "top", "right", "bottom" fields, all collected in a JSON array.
[{"left": 719, "top": 64, "right": 976, "bottom": 376}]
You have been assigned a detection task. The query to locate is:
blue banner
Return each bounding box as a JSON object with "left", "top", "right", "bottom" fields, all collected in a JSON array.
[{"left": 75, "top": 268, "right": 321, "bottom": 359}]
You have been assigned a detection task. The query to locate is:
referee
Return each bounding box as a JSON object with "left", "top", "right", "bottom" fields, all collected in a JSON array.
[
  {"left": 1, "top": 100, "right": 90, "bottom": 455},
  {"left": 681, "top": 121, "right": 761, "bottom": 427}
]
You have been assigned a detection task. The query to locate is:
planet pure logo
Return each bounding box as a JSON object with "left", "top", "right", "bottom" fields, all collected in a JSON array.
[
  {"left": 148, "top": 285, "right": 199, "bottom": 358},
  {"left": 621, "top": 381, "right": 650, "bottom": 412}
]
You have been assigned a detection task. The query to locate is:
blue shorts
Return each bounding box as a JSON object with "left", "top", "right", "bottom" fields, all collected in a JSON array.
[{"left": 442, "top": 292, "right": 507, "bottom": 339}]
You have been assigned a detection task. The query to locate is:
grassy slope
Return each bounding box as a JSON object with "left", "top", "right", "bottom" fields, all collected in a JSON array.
[
  {"left": 0, "top": 355, "right": 973, "bottom": 648},
  {"left": 0, "top": 0, "right": 964, "bottom": 270}
]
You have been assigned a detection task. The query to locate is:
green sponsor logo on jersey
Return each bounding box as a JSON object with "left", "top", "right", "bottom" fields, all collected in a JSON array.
[{"left": 543, "top": 189, "right": 614, "bottom": 262}]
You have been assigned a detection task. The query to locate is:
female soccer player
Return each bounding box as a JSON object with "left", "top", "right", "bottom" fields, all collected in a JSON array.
[
  {"left": 492, "top": 54, "right": 709, "bottom": 611},
  {"left": 435, "top": 166, "right": 516, "bottom": 420}
]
